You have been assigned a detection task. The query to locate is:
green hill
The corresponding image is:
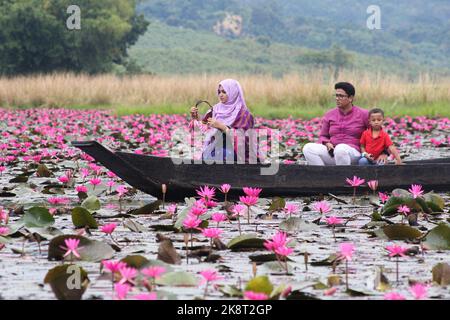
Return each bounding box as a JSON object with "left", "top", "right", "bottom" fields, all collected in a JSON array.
[{"left": 130, "top": 0, "right": 450, "bottom": 76}]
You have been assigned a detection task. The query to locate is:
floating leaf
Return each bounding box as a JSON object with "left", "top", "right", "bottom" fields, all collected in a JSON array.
[
  {"left": 374, "top": 224, "right": 422, "bottom": 240},
  {"left": 157, "top": 239, "right": 181, "bottom": 265},
  {"left": 27, "top": 227, "right": 64, "bottom": 240},
  {"left": 156, "top": 272, "right": 198, "bottom": 287},
  {"left": 71, "top": 207, "right": 98, "bottom": 229},
  {"left": 424, "top": 224, "right": 450, "bottom": 250},
  {"left": 432, "top": 263, "right": 450, "bottom": 286},
  {"left": 217, "top": 285, "right": 243, "bottom": 298},
  {"left": 22, "top": 207, "right": 55, "bottom": 228},
  {"left": 245, "top": 276, "right": 273, "bottom": 295},
  {"left": 310, "top": 254, "right": 340, "bottom": 267},
  {"left": 37, "top": 164, "right": 53, "bottom": 177},
  {"left": 150, "top": 224, "right": 178, "bottom": 232},
  {"left": 81, "top": 196, "right": 101, "bottom": 212},
  {"left": 123, "top": 219, "right": 147, "bottom": 233},
  {"left": 279, "top": 217, "right": 319, "bottom": 233},
  {"left": 128, "top": 200, "right": 162, "bottom": 215},
  {"left": 48, "top": 235, "right": 114, "bottom": 262},
  {"left": 9, "top": 175, "right": 28, "bottom": 183},
  {"left": 423, "top": 193, "right": 445, "bottom": 212},
  {"left": 120, "top": 255, "right": 150, "bottom": 269},
  {"left": 44, "top": 264, "right": 89, "bottom": 300},
  {"left": 261, "top": 261, "right": 293, "bottom": 274},
  {"left": 249, "top": 253, "right": 292, "bottom": 264},
  {"left": 286, "top": 290, "right": 320, "bottom": 300},
  {"left": 345, "top": 288, "right": 374, "bottom": 297},
  {"left": 268, "top": 197, "right": 286, "bottom": 212},
  {"left": 227, "top": 234, "right": 266, "bottom": 251}
]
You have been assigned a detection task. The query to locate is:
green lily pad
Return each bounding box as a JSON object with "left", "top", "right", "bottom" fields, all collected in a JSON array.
[
  {"left": 279, "top": 217, "right": 319, "bottom": 233},
  {"left": 37, "top": 164, "right": 53, "bottom": 177},
  {"left": 44, "top": 264, "right": 89, "bottom": 300},
  {"left": 424, "top": 193, "right": 445, "bottom": 212},
  {"left": 310, "top": 254, "right": 340, "bottom": 267},
  {"left": 286, "top": 290, "right": 320, "bottom": 300},
  {"left": 123, "top": 219, "right": 147, "bottom": 233},
  {"left": 217, "top": 285, "right": 243, "bottom": 298},
  {"left": 128, "top": 200, "right": 162, "bottom": 215},
  {"left": 374, "top": 224, "right": 423, "bottom": 240},
  {"left": 81, "top": 196, "right": 101, "bottom": 212},
  {"left": 227, "top": 234, "right": 266, "bottom": 251},
  {"left": 432, "top": 263, "right": 450, "bottom": 286},
  {"left": 27, "top": 227, "right": 64, "bottom": 240},
  {"left": 22, "top": 207, "right": 55, "bottom": 228},
  {"left": 71, "top": 207, "right": 98, "bottom": 229},
  {"left": 119, "top": 255, "right": 174, "bottom": 272},
  {"left": 245, "top": 275, "right": 273, "bottom": 295},
  {"left": 268, "top": 197, "right": 286, "bottom": 212},
  {"left": 155, "top": 271, "right": 198, "bottom": 287},
  {"left": 424, "top": 224, "right": 450, "bottom": 250},
  {"left": 48, "top": 235, "right": 114, "bottom": 262},
  {"left": 261, "top": 261, "right": 293, "bottom": 274}
]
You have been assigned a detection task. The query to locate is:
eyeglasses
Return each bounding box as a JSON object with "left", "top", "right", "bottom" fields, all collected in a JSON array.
[{"left": 335, "top": 94, "right": 349, "bottom": 99}]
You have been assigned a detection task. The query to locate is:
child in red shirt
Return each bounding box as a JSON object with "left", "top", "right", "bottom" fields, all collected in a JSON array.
[{"left": 359, "top": 108, "right": 403, "bottom": 165}]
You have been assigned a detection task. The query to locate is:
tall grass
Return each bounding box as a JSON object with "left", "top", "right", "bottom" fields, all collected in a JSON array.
[{"left": 0, "top": 72, "right": 449, "bottom": 118}]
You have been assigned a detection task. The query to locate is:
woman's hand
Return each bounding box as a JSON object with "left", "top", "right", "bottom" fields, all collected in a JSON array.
[
  {"left": 190, "top": 106, "right": 199, "bottom": 120},
  {"left": 207, "top": 118, "right": 227, "bottom": 131},
  {"left": 325, "top": 142, "right": 334, "bottom": 151}
]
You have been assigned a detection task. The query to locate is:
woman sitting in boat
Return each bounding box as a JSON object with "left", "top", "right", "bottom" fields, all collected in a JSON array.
[
  {"left": 190, "top": 79, "right": 257, "bottom": 163},
  {"left": 302, "top": 82, "right": 387, "bottom": 165}
]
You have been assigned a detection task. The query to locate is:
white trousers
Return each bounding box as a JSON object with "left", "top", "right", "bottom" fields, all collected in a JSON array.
[{"left": 303, "top": 143, "right": 361, "bottom": 166}]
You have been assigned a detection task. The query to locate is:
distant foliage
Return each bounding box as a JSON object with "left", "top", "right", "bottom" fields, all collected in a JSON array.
[{"left": 0, "top": 0, "right": 149, "bottom": 75}]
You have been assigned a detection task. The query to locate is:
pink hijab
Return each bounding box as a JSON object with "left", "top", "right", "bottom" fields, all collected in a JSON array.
[{"left": 203, "top": 79, "right": 250, "bottom": 153}]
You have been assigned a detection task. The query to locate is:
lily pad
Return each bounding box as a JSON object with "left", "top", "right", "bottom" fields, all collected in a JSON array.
[
  {"left": 227, "top": 234, "right": 266, "bottom": 251},
  {"left": 120, "top": 255, "right": 150, "bottom": 269},
  {"left": 279, "top": 217, "right": 319, "bottom": 233},
  {"left": 432, "top": 263, "right": 450, "bottom": 286},
  {"left": 156, "top": 271, "right": 198, "bottom": 287},
  {"left": 37, "top": 164, "right": 53, "bottom": 177},
  {"left": 286, "top": 290, "right": 320, "bottom": 300},
  {"left": 374, "top": 224, "right": 423, "bottom": 240},
  {"left": 22, "top": 207, "right": 55, "bottom": 228},
  {"left": 71, "top": 207, "right": 98, "bottom": 229},
  {"left": 424, "top": 224, "right": 450, "bottom": 250},
  {"left": 44, "top": 264, "right": 89, "bottom": 300},
  {"left": 423, "top": 193, "right": 445, "bottom": 212},
  {"left": 268, "top": 197, "right": 286, "bottom": 212},
  {"left": 123, "top": 219, "right": 147, "bottom": 233},
  {"left": 217, "top": 285, "right": 243, "bottom": 298},
  {"left": 81, "top": 196, "right": 101, "bottom": 212},
  {"left": 128, "top": 200, "right": 162, "bottom": 215},
  {"left": 245, "top": 276, "right": 273, "bottom": 295},
  {"left": 48, "top": 235, "right": 114, "bottom": 262},
  {"left": 261, "top": 261, "right": 293, "bottom": 274}
]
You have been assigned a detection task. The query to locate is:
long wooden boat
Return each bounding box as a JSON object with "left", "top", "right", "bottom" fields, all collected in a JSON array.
[{"left": 72, "top": 141, "right": 450, "bottom": 201}]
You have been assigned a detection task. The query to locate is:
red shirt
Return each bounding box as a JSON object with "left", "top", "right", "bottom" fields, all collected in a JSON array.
[{"left": 360, "top": 128, "right": 393, "bottom": 159}]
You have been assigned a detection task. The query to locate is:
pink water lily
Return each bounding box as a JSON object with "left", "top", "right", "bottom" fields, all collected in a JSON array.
[
  {"left": 384, "top": 292, "right": 406, "bottom": 300},
  {"left": 100, "top": 223, "right": 117, "bottom": 235},
  {"left": 116, "top": 185, "right": 128, "bottom": 197},
  {"left": 379, "top": 192, "right": 390, "bottom": 204},
  {"left": 386, "top": 244, "right": 408, "bottom": 257},
  {"left": 367, "top": 180, "right": 379, "bottom": 192},
  {"left": 409, "top": 283, "right": 428, "bottom": 300},
  {"left": 141, "top": 266, "right": 166, "bottom": 279},
  {"left": 75, "top": 185, "right": 88, "bottom": 193},
  {"left": 196, "top": 185, "right": 216, "bottom": 200},
  {"left": 346, "top": 176, "right": 365, "bottom": 187},
  {"left": 114, "top": 283, "right": 131, "bottom": 300},
  {"left": 397, "top": 205, "right": 410, "bottom": 216},
  {"left": 199, "top": 269, "right": 223, "bottom": 298},
  {"left": 134, "top": 292, "right": 157, "bottom": 300},
  {"left": 0, "top": 227, "right": 9, "bottom": 236},
  {"left": 220, "top": 184, "right": 231, "bottom": 194},
  {"left": 183, "top": 215, "right": 202, "bottom": 230},
  {"left": 408, "top": 184, "right": 424, "bottom": 199},
  {"left": 102, "top": 260, "right": 127, "bottom": 273},
  {"left": 244, "top": 291, "right": 269, "bottom": 300},
  {"left": 313, "top": 201, "right": 331, "bottom": 214},
  {"left": 284, "top": 203, "right": 299, "bottom": 217},
  {"left": 243, "top": 187, "right": 262, "bottom": 197},
  {"left": 118, "top": 266, "right": 138, "bottom": 285},
  {"left": 339, "top": 243, "right": 355, "bottom": 261},
  {"left": 60, "top": 238, "right": 82, "bottom": 260}
]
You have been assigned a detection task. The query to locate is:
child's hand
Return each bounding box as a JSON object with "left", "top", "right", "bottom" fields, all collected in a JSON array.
[
  {"left": 395, "top": 159, "right": 404, "bottom": 165},
  {"left": 366, "top": 153, "right": 375, "bottom": 161}
]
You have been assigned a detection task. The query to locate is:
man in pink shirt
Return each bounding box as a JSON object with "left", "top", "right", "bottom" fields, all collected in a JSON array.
[{"left": 303, "top": 82, "right": 384, "bottom": 165}]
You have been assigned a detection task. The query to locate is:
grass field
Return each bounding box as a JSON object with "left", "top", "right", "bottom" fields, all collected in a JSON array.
[{"left": 1, "top": 72, "right": 449, "bottom": 119}]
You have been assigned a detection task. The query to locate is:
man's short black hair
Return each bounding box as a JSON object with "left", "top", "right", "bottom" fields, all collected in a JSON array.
[
  {"left": 335, "top": 82, "right": 355, "bottom": 97},
  {"left": 369, "top": 108, "right": 385, "bottom": 117}
]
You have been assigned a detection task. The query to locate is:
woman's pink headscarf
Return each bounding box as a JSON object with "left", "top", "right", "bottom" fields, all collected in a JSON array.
[{"left": 212, "top": 79, "right": 249, "bottom": 126}]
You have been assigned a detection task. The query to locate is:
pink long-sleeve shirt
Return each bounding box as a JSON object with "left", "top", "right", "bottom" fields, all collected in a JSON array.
[{"left": 319, "top": 105, "right": 369, "bottom": 152}]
